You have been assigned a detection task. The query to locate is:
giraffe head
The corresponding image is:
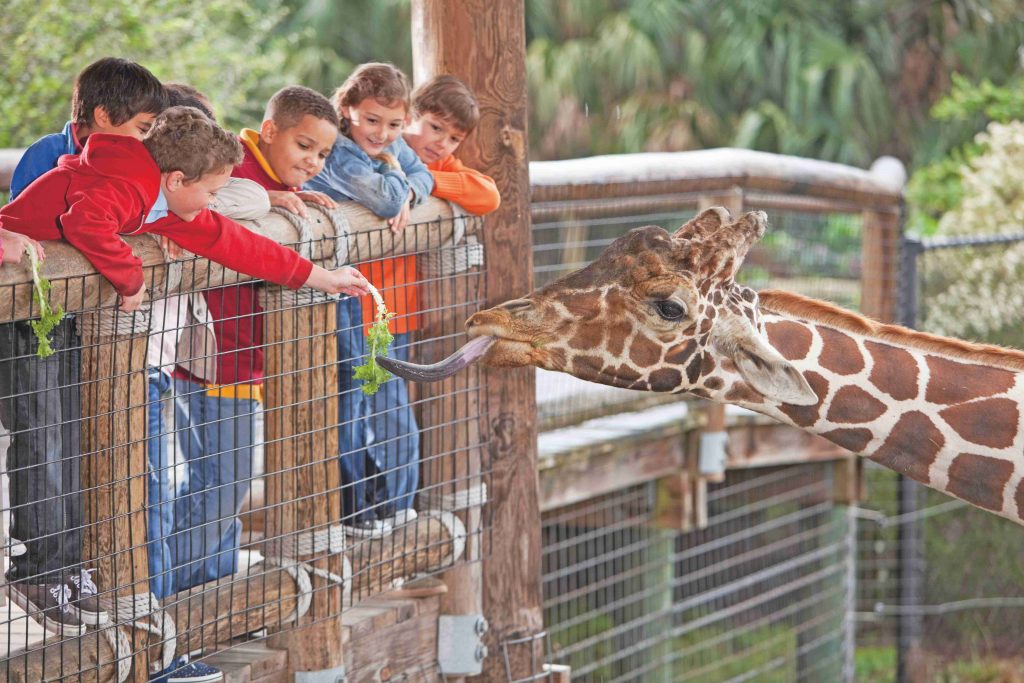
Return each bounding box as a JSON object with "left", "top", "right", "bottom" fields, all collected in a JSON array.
[{"left": 386, "top": 207, "right": 816, "bottom": 406}]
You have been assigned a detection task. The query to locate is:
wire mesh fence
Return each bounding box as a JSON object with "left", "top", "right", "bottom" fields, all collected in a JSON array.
[
  {"left": 542, "top": 463, "right": 854, "bottom": 683},
  {"left": 852, "top": 232, "right": 1024, "bottom": 674},
  {"left": 0, "top": 211, "right": 488, "bottom": 681}
]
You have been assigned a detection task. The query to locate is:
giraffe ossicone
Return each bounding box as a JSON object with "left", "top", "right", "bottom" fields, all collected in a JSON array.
[{"left": 382, "top": 207, "right": 1024, "bottom": 525}]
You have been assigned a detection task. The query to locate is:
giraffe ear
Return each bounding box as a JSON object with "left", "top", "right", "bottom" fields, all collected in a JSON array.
[{"left": 720, "top": 324, "right": 818, "bottom": 406}]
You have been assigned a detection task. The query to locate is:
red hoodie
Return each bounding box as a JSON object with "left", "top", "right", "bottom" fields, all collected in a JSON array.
[{"left": 0, "top": 134, "right": 313, "bottom": 298}]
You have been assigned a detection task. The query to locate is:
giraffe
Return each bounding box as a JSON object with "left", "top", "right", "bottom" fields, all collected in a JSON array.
[{"left": 382, "top": 206, "right": 1024, "bottom": 525}]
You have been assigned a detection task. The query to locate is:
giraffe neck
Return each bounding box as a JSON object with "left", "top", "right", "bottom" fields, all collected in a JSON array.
[{"left": 712, "top": 304, "right": 1024, "bottom": 525}]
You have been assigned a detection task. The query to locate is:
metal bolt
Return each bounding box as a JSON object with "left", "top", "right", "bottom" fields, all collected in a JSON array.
[
  {"left": 475, "top": 644, "right": 488, "bottom": 662},
  {"left": 475, "top": 616, "right": 489, "bottom": 636}
]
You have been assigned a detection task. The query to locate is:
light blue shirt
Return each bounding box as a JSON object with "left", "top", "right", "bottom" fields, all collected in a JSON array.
[{"left": 145, "top": 190, "right": 169, "bottom": 224}]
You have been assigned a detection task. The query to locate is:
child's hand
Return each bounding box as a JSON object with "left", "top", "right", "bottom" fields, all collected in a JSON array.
[
  {"left": 388, "top": 192, "right": 413, "bottom": 234},
  {"left": 294, "top": 191, "right": 337, "bottom": 210},
  {"left": 303, "top": 265, "right": 370, "bottom": 297},
  {"left": 160, "top": 235, "right": 183, "bottom": 260},
  {"left": 119, "top": 283, "right": 147, "bottom": 313},
  {"left": 374, "top": 153, "right": 401, "bottom": 170},
  {"left": 268, "top": 190, "right": 313, "bottom": 218},
  {"left": 0, "top": 230, "right": 44, "bottom": 265}
]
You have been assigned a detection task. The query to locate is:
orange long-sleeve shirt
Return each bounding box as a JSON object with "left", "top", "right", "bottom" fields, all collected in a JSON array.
[{"left": 357, "top": 154, "right": 500, "bottom": 333}]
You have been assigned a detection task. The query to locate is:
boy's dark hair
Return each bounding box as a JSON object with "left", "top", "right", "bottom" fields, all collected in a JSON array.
[
  {"left": 265, "top": 85, "right": 339, "bottom": 130},
  {"left": 412, "top": 75, "right": 480, "bottom": 133},
  {"left": 164, "top": 83, "right": 215, "bottom": 120},
  {"left": 333, "top": 63, "right": 411, "bottom": 129},
  {"left": 71, "top": 57, "right": 166, "bottom": 128},
  {"left": 143, "top": 107, "right": 242, "bottom": 182}
]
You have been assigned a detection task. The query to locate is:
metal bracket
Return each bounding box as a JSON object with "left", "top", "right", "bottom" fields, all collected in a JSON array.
[
  {"left": 294, "top": 663, "right": 347, "bottom": 683},
  {"left": 699, "top": 430, "right": 728, "bottom": 476},
  {"left": 437, "top": 614, "right": 489, "bottom": 676}
]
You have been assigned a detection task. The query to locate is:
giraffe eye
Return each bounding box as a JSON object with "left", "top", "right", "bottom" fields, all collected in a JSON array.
[{"left": 653, "top": 300, "right": 686, "bottom": 321}]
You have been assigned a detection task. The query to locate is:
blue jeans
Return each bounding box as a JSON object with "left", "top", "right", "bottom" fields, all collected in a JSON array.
[
  {"left": 146, "top": 370, "right": 176, "bottom": 599},
  {"left": 169, "top": 378, "right": 257, "bottom": 592},
  {"left": 336, "top": 297, "right": 420, "bottom": 521}
]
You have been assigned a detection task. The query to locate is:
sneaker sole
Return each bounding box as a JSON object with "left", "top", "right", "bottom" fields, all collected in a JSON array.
[
  {"left": 69, "top": 604, "right": 109, "bottom": 626},
  {"left": 4, "top": 585, "right": 86, "bottom": 637}
]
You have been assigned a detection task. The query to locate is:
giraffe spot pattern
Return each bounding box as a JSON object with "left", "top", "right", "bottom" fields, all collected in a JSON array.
[
  {"left": 612, "top": 364, "right": 643, "bottom": 383},
  {"left": 560, "top": 290, "right": 603, "bottom": 317},
  {"left": 940, "top": 398, "right": 1019, "bottom": 449},
  {"left": 870, "top": 411, "right": 944, "bottom": 485},
  {"left": 765, "top": 321, "right": 813, "bottom": 362},
  {"left": 822, "top": 428, "right": 874, "bottom": 453},
  {"left": 866, "top": 341, "right": 918, "bottom": 401},
  {"left": 825, "top": 386, "right": 887, "bottom": 424},
  {"left": 779, "top": 371, "right": 828, "bottom": 427},
  {"left": 606, "top": 320, "right": 632, "bottom": 357},
  {"left": 628, "top": 334, "right": 662, "bottom": 368},
  {"left": 947, "top": 453, "right": 1013, "bottom": 512},
  {"left": 817, "top": 327, "right": 864, "bottom": 375},
  {"left": 701, "top": 353, "right": 716, "bottom": 374},
  {"left": 568, "top": 324, "right": 604, "bottom": 351},
  {"left": 666, "top": 340, "right": 698, "bottom": 366},
  {"left": 1016, "top": 480, "right": 1024, "bottom": 519},
  {"left": 704, "top": 377, "right": 724, "bottom": 390},
  {"left": 924, "top": 356, "right": 1016, "bottom": 405},
  {"left": 685, "top": 354, "right": 702, "bottom": 385},
  {"left": 649, "top": 367, "right": 683, "bottom": 392},
  {"left": 724, "top": 382, "right": 764, "bottom": 404},
  {"left": 690, "top": 387, "right": 712, "bottom": 399}
]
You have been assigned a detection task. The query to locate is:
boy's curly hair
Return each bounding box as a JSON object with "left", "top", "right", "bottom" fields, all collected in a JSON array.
[
  {"left": 412, "top": 75, "right": 480, "bottom": 134},
  {"left": 266, "top": 85, "right": 339, "bottom": 130},
  {"left": 143, "top": 106, "right": 242, "bottom": 182},
  {"left": 72, "top": 57, "right": 166, "bottom": 128},
  {"left": 332, "top": 63, "right": 411, "bottom": 131}
]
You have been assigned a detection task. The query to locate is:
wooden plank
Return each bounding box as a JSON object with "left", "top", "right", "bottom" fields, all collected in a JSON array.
[
  {"left": 262, "top": 296, "right": 343, "bottom": 675},
  {"left": 343, "top": 596, "right": 442, "bottom": 683},
  {"left": 0, "top": 197, "right": 469, "bottom": 323},
  {"left": 412, "top": 1, "right": 542, "bottom": 680},
  {"left": 79, "top": 322, "right": 150, "bottom": 682},
  {"left": 860, "top": 208, "right": 901, "bottom": 323}
]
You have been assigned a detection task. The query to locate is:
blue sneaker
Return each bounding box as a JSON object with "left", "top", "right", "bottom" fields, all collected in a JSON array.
[{"left": 151, "top": 657, "right": 223, "bottom": 683}]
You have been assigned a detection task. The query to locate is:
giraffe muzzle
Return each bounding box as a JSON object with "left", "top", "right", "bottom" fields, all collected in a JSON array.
[{"left": 377, "top": 335, "right": 496, "bottom": 382}]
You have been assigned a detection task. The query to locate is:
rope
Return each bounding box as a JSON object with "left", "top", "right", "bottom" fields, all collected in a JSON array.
[
  {"left": 419, "top": 482, "right": 488, "bottom": 512},
  {"left": 99, "top": 591, "right": 178, "bottom": 680},
  {"left": 422, "top": 509, "right": 467, "bottom": 568},
  {"left": 419, "top": 202, "right": 483, "bottom": 277},
  {"left": 263, "top": 524, "right": 352, "bottom": 622}
]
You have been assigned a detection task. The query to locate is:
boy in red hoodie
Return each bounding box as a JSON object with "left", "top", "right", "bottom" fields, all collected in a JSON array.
[
  {"left": 0, "top": 106, "right": 368, "bottom": 635},
  {"left": 169, "top": 86, "right": 339, "bottom": 592}
]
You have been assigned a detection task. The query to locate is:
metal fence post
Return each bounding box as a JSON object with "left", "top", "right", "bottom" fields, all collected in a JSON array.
[{"left": 896, "top": 235, "right": 925, "bottom": 683}]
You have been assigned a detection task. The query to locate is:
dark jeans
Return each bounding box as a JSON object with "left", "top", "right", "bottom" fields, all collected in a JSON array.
[{"left": 0, "top": 319, "right": 82, "bottom": 584}]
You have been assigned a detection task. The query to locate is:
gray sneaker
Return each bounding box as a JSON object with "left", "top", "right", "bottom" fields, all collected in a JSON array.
[
  {"left": 6, "top": 582, "right": 86, "bottom": 637},
  {"left": 68, "top": 568, "right": 109, "bottom": 625}
]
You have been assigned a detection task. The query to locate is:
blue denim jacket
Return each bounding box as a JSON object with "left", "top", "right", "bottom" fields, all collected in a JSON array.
[
  {"left": 304, "top": 134, "right": 434, "bottom": 218},
  {"left": 10, "top": 121, "right": 79, "bottom": 200}
]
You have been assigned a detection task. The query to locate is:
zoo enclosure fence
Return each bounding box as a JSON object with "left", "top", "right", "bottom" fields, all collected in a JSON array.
[
  {"left": 0, "top": 196, "right": 490, "bottom": 681},
  {"left": 529, "top": 149, "right": 903, "bottom": 682}
]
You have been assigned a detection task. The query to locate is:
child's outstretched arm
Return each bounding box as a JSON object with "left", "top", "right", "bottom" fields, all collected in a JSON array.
[{"left": 304, "top": 264, "right": 370, "bottom": 297}]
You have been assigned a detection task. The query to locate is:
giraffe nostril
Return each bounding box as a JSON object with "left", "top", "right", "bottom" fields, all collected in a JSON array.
[{"left": 499, "top": 299, "right": 534, "bottom": 314}]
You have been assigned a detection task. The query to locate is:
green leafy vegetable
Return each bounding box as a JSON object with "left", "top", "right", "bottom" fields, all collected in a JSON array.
[
  {"left": 353, "top": 284, "right": 394, "bottom": 395},
  {"left": 27, "top": 246, "right": 64, "bottom": 358}
]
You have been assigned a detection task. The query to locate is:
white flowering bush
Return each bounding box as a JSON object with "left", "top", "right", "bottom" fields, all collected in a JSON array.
[{"left": 920, "top": 121, "right": 1024, "bottom": 346}]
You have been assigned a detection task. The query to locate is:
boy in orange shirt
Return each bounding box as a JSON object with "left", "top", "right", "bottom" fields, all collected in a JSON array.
[{"left": 403, "top": 75, "right": 500, "bottom": 216}]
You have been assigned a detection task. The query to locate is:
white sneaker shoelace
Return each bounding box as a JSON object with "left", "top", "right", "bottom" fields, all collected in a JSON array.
[
  {"left": 71, "top": 568, "right": 99, "bottom": 597},
  {"left": 49, "top": 584, "right": 72, "bottom": 613}
]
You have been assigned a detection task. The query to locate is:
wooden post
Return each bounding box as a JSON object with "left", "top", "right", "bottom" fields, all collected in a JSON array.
[
  {"left": 79, "top": 316, "right": 151, "bottom": 682},
  {"left": 412, "top": 1, "right": 543, "bottom": 679},
  {"left": 262, "top": 291, "right": 345, "bottom": 676},
  {"left": 860, "top": 208, "right": 901, "bottom": 324}
]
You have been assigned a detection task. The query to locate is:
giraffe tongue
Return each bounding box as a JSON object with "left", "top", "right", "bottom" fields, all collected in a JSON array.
[{"left": 377, "top": 335, "right": 496, "bottom": 382}]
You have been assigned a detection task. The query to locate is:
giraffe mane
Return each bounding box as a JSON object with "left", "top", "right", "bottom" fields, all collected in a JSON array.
[{"left": 759, "top": 289, "right": 1024, "bottom": 372}]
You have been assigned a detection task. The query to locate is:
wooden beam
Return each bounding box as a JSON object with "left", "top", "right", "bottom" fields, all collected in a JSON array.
[
  {"left": 6, "top": 511, "right": 463, "bottom": 681},
  {"left": 861, "top": 208, "right": 901, "bottom": 323},
  {"left": 78, "top": 316, "right": 150, "bottom": 682},
  {"left": 261, "top": 293, "right": 344, "bottom": 675},
  {"left": 412, "top": 1, "right": 541, "bottom": 679},
  {"left": 0, "top": 197, "right": 470, "bottom": 323}
]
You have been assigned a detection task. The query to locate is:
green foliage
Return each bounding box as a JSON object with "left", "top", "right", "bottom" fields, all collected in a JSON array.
[
  {"left": 353, "top": 295, "right": 394, "bottom": 396},
  {"left": 27, "top": 247, "right": 64, "bottom": 358},
  {"left": 0, "top": 0, "right": 295, "bottom": 146}
]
